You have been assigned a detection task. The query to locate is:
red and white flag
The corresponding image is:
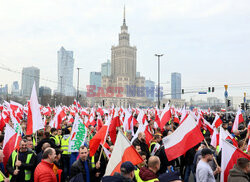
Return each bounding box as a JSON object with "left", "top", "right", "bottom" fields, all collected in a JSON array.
[
  {"left": 105, "top": 130, "right": 143, "bottom": 176},
  {"left": 219, "top": 127, "right": 238, "bottom": 150},
  {"left": 3, "top": 124, "right": 22, "bottom": 166},
  {"left": 220, "top": 139, "right": 250, "bottom": 182},
  {"left": 160, "top": 104, "right": 171, "bottom": 129},
  {"left": 26, "top": 83, "right": 44, "bottom": 135},
  {"left": 163, "top": 115, "right": 204, "bottom": 161},
  {"left": 211, "top": 127, "right": 219, "bottom": 148},
  {"left": 231, "top": 108, "right": 244, "bottom": 132},
  {"left": 212, "top": 114, "right": 223, "bottom": 129},
  {"left": 89, "top": 124, "right": 109, "bottom": 157}
]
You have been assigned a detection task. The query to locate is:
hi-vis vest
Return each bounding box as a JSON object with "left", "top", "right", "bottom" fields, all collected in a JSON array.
[
  {"left": 55, "top": 135, "right": 62, "bottom": 146},
  {"left": 50, "top": 136, "right": 58, "bottom": 145},
  {"left": 91, "top": 156, "right": 95, "bottom": 168},
  {"left": 9, "top": 151, "right": 33, "bottom": 181},
  {"left": 60, "top": 136, "right": 71, "bottom": 155},
  {"left": 134, "top": 168, "right": 158, "bottom": 182},
  {"left": 0, "top": 171, "right": 4, "bottom": 181}
]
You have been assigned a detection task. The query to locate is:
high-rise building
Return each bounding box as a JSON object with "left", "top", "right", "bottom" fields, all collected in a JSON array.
[
  {"left": 171, "top": 72, "right": 181, "bottom": 99},
  {"left": 0, "top": 84, "right": 8, "bottom": 95},
  {"left": 102, "top": 7, "right": 145, "bottom": 95},
  {"left": 21, "top": 66, "right": 40, "bottom": 97},
  {"left": 145, "top": 80, "right": 155, "bottom": 101},
  {"left": 11, "top": 81, "right": 19, "bottom": 96},
  {"left": 39, "top": 86, "right": 52, "bottom": 97},
  {"left": 57, "top": 47, "right": 75, "bottom": 96},
  {"left": 90, "top": 72, "right": 102, "bottom": 89},
  {"left": 101, "top": 59, "right": 111, "bottom": 77}
]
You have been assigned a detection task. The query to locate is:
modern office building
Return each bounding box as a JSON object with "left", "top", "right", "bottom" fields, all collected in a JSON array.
[
  {"left": 101, "top": 59, "right": 111, "bottom": 77},
  {"left": 171, "top": 72, "right": 181, "bottom": 99},
  {"left": 21, "top": 66, "right": 40, "bottom": 97},
  {"left": 57, "top": 46, "right": 75, "bottom": 96}
]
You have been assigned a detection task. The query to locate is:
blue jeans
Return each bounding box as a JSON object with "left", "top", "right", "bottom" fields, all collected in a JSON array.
[{"left": 184, "top": 164, "right": 196, "bottom": 182}]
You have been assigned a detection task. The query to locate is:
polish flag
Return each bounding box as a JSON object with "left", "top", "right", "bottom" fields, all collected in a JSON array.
[
  {"left": 220, "top": 139, "right": 250, "bottom": 182},
  {"left": 219, "top": 127, "right": 238, "bottom": 150},
  {"left": 211, "top": 127, "right": 219, "bottom": 148},
  {"left": 105, "top": 130, "right": 143, "bottom": 176},
  {"left": 109, "top": 109, "right": 121, "bottom": 144},
  {"left": 102, "top": 144, "right": 111, "bottom": 159},
  {"left": 123, "top": 110, "right": 132, "bottom": 132},
  {"left": 49, "top": 106, "right": 66, "bottom": 129},
  {"left": 160, "top": 105, "right": 171, "bottom": 130},
  {"left": 201, "top": 117, "right": 214, "bottom": 135},
  {"left": 89, "top": 124, "right": 109, "bottom": 157},
  {"left": 163, "top": 115, "right": 204, "bottom": 161},
  {"left": 179, "top": 106, "right": 188, "bottom": 124},
  {"left": 97, "top": 105, "right": 104, "bottom": 116},
  {"left": 96, "top": 114, "right": 103, "bottom": 131},
  {"left": 231, "top": 108, "right": 244, "bottom": 132},
  {"left": 3, "top": 124, "right": 22, "bottom": 166},
  {"left": 154, "top": 108, "right": 161, "bottom": 127},
  {"left": 26, "top": 83, "right": 44, "bottom": 135},
  {"left": 212, "top": 114, "right": 223, "bottom": 129}
]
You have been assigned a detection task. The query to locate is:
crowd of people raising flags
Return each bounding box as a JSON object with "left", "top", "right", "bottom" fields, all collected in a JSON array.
[{"left": 0, "top": 85, "right": 249, "bottom": 182}]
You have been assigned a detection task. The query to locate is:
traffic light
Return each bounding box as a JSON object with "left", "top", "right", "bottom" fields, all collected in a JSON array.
[
  {"left": 246, "top": 103, "right": 249, "bottom": 110},
  {"left": 241, "top": 103, "right": 245, "bottom": 110},
  {"left": 212, "top": 87, "right": 215, "bottom": 92},
  {"left": 182, "top": 89, "right": 184, "bottom": 94},
  {"left": 102, "top": 100, "right": 105, "bottom": 106},
  {"left": 208, "top": 87, "right": 211, "bottom": 92},
  {"left": 227, "top": 99, "right": 231, "bottom": 107}
]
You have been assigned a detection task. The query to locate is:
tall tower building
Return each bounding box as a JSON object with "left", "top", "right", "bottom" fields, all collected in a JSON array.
[
  {"left": 171, "top": 72, "right": 181, "bottom": 99},
  {"left": 57, "top": 47, "right": 75, "bottom": 96},
  {"left": 102, "top": 7, "right": 144, "bottom": 94},
  {"left": 21, "top": 67, "right": 40, "bottom": 96},
  {"left": 101, "top": 59, "right": 111, "bottom": 77}
]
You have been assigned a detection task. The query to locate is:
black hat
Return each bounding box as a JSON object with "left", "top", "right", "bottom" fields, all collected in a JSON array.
[
  {"left": 120, "top": 161, "right": 136, "bottom": 174},
  {"left": 158, "top": 171, "right": 182, "bottom": 182},
  {"left": 201, "top": 148, "right": 213, "bottom": 156}
]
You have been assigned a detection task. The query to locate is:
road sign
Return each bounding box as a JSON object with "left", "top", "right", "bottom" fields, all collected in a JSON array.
[
  {"left": 224, "top": 91, "right": 228, "bottom": 98},
  {"left": 198, "top": 92, "right": 207, "bottom": 94}
]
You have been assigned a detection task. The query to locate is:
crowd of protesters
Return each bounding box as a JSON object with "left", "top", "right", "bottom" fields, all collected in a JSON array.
[{"left": 0, "top": 107, "right": 249, "bottom": 182}]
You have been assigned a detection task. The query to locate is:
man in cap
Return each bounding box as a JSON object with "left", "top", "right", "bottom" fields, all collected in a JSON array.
[
  {"left": 102, "top": 161, "right": 135, "bottom": 182},
  {"left": 196, "top": 148, "right": 221, "bottom": 182}
]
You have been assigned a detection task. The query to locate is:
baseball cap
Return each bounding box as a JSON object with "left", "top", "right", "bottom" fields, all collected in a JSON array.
[
  {"left": 120, "top": 161, "right": 136, "bottom": 174},
  {"left": 158, "top": 171, "right": 182, "bottom": 182},
  {"left": 201, "top": 148, "right": 213, "bottom": 156}
]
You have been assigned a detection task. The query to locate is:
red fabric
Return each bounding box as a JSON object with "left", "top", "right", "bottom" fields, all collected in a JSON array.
[
  {"left": 223, "top": 148, "right": 250, "bottom": 182},
  {"left": 34, "top": 160, "right": 57, "bottom": 182},
  {"left": 26, "top": 101, "right": 33, "bottom": 135},
  {"left": 89, "top": 125, "right": 108, "bottom": 157},
  {"left": 214, "top": 118, "right": 223, "bottom": 128},
  {"left": 164, "top": 125, "right": 204, "bottom": 161},
  {"left": 109, "top": 116, "right": 121, "bottom": 144},
  {"left": 160, "top": 109, "right": 171, "bottom": 130},
  {"left": 111, "top": 145, "right": 143, "bottom": 175}
]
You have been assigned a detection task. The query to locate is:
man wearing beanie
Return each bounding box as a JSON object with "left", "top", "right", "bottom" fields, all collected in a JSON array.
[{"left": 196, "top": 148, "right": 221, "bottom": 182}]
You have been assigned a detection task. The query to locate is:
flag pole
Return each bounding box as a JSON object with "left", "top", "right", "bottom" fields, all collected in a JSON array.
[
  {"left": 0, "top": 170, "right": 6, "bottom": 179},
  {"left": 203, "top": 138, "right": 219, "bottom": 167}
]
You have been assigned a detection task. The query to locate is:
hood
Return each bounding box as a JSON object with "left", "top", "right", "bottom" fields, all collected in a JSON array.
[{"left": 139, "top": 167, "right": 158, "bottom": 181}]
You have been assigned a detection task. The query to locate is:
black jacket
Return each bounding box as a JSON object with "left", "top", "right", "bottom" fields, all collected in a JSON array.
[
  {"left": 70, "top": 158, "right": 97, "bottom": 182},
  {"left": 132, "top": 138, "right": 150, "bottom": 159},
  {"left": 6, "top": 150, "right": 36, "bottom": 182}
]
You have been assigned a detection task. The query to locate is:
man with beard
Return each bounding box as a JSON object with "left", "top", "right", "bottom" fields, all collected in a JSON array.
[
  {"left": 196, "top": 148, "right": 221, "bottom": 182},
  {"left": 132, "top": 132, "right": 150, "bottom": 159}
]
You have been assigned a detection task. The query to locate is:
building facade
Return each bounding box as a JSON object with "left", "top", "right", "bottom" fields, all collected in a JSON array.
[
  {"left": 101, "top": 8, "right": 145, "bottom": 99},
  {"left": 101, "top": 59, "right": 111, "bottom": 77},
  {"left": 11, "top": 81, "right": 19, "bottom": 96},
  {"left": 21, "top": 66, "right": 40, "bottom": 97},
  {"left": 57, "top": 47, "right": 75, "bottom": 96},
  {"left": 171, "top": 72, "right": 181, "bottom": 99},
  {"left": 39, "top": 86, "right": 52, "bottom": 97},
  {"left": 145, "top": 80, "right": 155, "bottom": 101},
  {"left": 90, "top": 72, "right": 102, "bottom": 90}
]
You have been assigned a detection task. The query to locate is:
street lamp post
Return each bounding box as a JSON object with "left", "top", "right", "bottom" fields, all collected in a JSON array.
[
  {"left": 155, "top": 54, "right": 163, "bottom": 108},
  {"left": 76, "top": 67, "right": 82, "bottom": 101}
]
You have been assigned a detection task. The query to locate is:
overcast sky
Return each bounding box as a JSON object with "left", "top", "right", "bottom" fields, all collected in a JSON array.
[{"left": 0, "top": 0, "right": 249, "bottom": 101}]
